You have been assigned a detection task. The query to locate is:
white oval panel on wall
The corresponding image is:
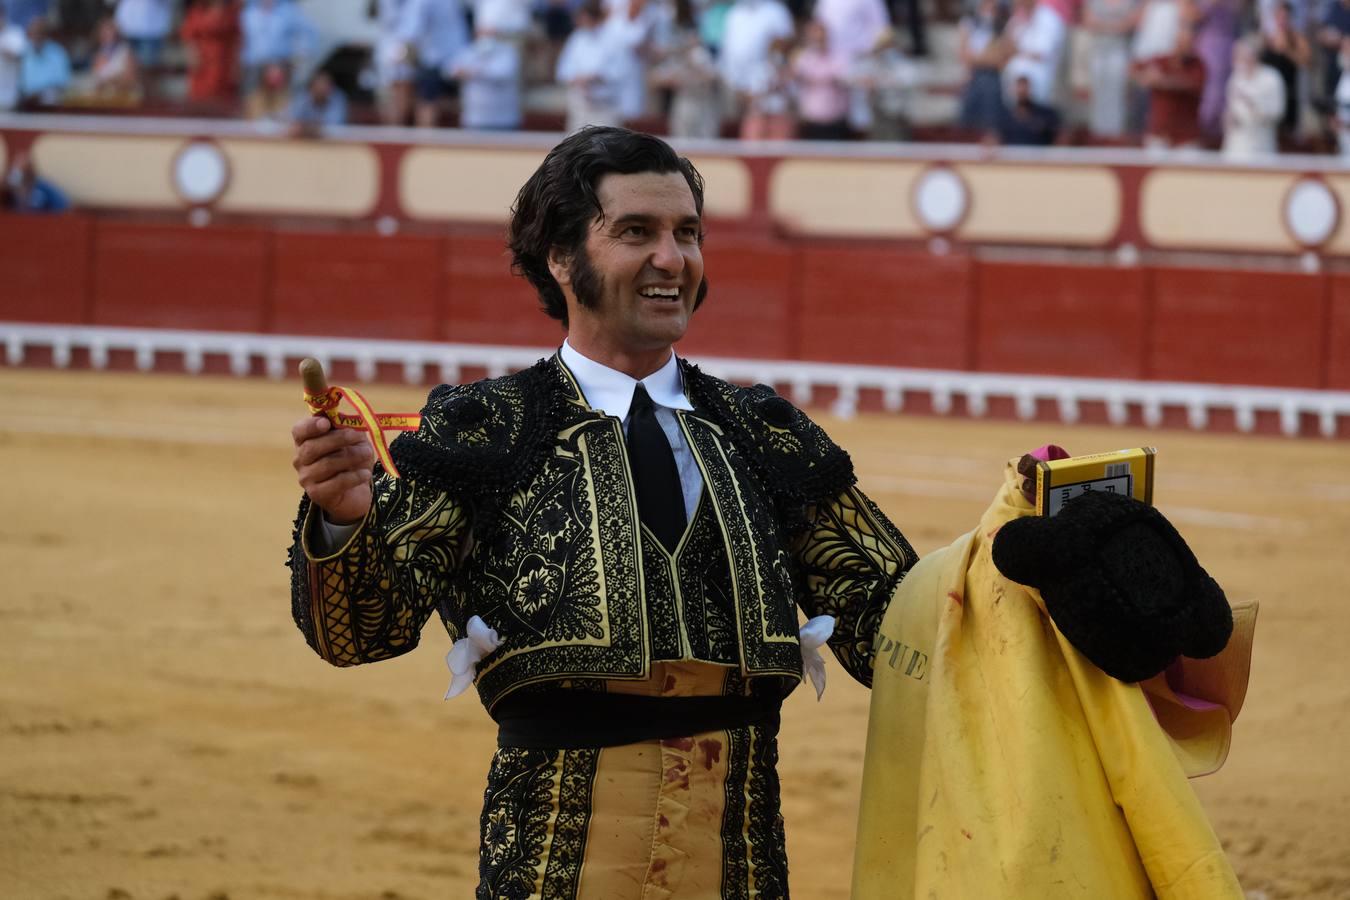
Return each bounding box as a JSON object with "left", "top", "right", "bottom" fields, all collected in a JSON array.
[
  {"left": 912, "top": 167, "right": 969, "bottom": 233},
  {"left": 172, "top": 141, "right": 229, "bottom": 205},
  {"left": 1283, "top": 178, "right": 1338, "bottom": 247}
]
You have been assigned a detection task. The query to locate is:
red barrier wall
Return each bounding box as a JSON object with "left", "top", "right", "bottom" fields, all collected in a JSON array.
[
  {"left": 271, "top": 231, "right": 442, "bottom": 340},
  {"left": 2, "top": 213, "right": 1345, "bottom": 394},
  {"left": 1149, "top": 268, "right": 1328, "bottom": 389},
  {"left": 1328, "top": 274, "right": 1350, "bottom": 391},
  {"left": 796, "top": 246, "right": 973, "bottom": 369},
  {"left": 0, "top": 213, "right": 91, "bottom": 323},
  {"left": 442, "top": 229, "right": 559, "bottom": 347},
  {"left": 681, "top": 235, "right": 797, "bottom": 359},
  {"left": 973, "top": 262, "right": 1150, "bottom": 379},
  {"left": 92, "top": 221, "right": 271, "bottom": 332}
]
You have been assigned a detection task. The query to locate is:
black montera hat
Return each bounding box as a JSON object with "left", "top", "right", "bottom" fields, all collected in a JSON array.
[{"left": 991, "top": 491, "right": 1233, "bottom": 683}]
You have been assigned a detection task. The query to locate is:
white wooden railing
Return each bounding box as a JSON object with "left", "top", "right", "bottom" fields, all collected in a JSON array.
[{"left": 4, "top": 323, "right": 1347, "bottom": 437}]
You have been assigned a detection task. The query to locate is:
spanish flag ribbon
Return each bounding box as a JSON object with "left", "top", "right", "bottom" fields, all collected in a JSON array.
[{"left": 303, "top": 385, "right": 421, "bottom": 480}]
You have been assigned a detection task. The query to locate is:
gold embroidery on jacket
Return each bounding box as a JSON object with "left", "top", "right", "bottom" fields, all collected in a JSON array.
[{"left": 290, "top": 355, "right": 918, "bottom": 706}]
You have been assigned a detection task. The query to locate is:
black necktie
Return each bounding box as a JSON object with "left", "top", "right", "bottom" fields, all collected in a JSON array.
[{"left": 626, "top": 383, "right": 687, "bottom": 552}]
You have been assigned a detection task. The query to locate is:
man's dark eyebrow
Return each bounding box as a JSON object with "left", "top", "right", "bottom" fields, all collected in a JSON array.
[{"left": 608, "top": 212, "right": 703, "bottom": 229}]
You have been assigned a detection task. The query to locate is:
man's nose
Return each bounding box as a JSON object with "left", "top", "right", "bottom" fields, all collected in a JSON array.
[{"left": 649, "top": 230, "right": 686, "bottom": 274}]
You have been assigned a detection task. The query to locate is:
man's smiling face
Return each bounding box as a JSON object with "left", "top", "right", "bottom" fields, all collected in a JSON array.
[{"left": 552, "top": 170, "right": 706, "bottom": 371}]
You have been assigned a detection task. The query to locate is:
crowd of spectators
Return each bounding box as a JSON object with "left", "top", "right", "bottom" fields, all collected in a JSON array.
[{"left": 3, "top": 0, "right": 1350, "bottom": 156}]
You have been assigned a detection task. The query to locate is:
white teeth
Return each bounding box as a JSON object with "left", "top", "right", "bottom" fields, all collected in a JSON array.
[{"left": 639, "top": 288, "right": 680, "bottom": 299}]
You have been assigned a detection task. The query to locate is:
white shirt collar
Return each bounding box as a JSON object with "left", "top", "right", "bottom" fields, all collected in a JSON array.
[{"left": 560, "top": 339, "right": 694, "bottom": 420}]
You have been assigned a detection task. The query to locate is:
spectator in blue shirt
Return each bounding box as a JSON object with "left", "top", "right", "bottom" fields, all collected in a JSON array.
[
  {"left": 3, "top": 150, "right": 68, "bottom": 213},
  {"left": 286, "top": 68, "right": 349, "bottom": 136},
  {"left": 19, "top": 16, "right": 68, "bottom": 106},
  {"left": 241, "top": 0, "right": 316, "bottom": 91},
  {"left": 113, "top": 0, "right": 174, "bottom": 67},
  {"left": 395, "top": 0, "right": 471, "bottom": 126}
]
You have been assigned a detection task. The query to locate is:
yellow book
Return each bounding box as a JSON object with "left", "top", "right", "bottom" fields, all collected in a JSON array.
[{"left": 1035, "top": 447, "right": 1156, "bottom": 516}]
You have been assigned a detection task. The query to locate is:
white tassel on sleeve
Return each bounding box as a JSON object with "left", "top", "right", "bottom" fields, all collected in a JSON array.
[
  {"left": 799, "top": 615, "right": 836, "bottom": 701},
  {"left": 444, "top": 615, "right": 502, "bottom": 700}
]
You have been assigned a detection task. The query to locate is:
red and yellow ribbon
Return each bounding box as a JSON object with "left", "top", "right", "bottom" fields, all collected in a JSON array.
[{"left": 303, "top": 385, "right": 421, "bottom": 479}]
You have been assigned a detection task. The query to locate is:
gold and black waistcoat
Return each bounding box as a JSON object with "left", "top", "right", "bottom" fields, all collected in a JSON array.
[{"left": 288, "top": 354, "right": 919, "bottom": 714}]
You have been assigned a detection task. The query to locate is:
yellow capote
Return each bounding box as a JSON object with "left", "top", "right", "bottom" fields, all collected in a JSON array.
[{"left": 852, "top": 460, "right": 1251, "bottom": 900}]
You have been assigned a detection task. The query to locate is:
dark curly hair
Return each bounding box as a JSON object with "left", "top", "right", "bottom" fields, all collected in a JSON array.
[{"left": 507, "top": 126, "right": 708, "bottom": 327}]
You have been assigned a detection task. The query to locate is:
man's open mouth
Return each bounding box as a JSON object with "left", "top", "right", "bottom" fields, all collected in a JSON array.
[{"left": 638, "top": 286, "right": 681, "bottom": 302}]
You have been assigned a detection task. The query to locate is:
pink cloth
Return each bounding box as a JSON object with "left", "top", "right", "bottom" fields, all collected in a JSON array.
[
  {"left": 793, "top": 49, "right": 850, "bottom": 123},
  {"left": 1030, "top": 444, "right": 1071, "bottom": 462}
]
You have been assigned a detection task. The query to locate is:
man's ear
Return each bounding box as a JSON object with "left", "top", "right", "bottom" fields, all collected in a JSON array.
[{"left": 547, "top": 246, "right": 572, "bottom": 288}]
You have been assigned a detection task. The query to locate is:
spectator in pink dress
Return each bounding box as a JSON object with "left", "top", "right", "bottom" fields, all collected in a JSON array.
[{"left": 793, "top": 19, "right": 851, "bottom": 138}]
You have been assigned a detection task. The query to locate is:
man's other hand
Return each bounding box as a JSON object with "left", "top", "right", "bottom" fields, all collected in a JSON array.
[{"left": 292, "top": 416, "right": 374, "bottom": 525}]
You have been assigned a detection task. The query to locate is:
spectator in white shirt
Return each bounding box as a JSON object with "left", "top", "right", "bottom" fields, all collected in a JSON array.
[
  {"left": 0, "top": 7, "right": 27, "bottom": 111},
  {"left": 814, "top": 0, "right": 890, "bottom": 66},
  {"left": 474, "top": 0, "right": 532, "bottom": 36},
  {"left": 601, "top": 0, "right": 658, "bottom": 122},
  {"left": 557, "top": 0, "right": 623, "bottom": 131},
  {"left": 720, "top": 0, "right": 794, "bottom": 114},
  {"left": 449, "top": 26, "right": 522, "bottom": 129},
  {"left": 396, "top": 0, "right": 471, "bottom": 127},
  {"left": 1131, "top": 0, "right": 1181, "bottom": 60},
  {"left": 1222, "top": 34, "right": 1285, "bottom": 157},
  {"left": 114, "top": 0, "right": 173, "bottom": 67},
  {"left": 1003, "top": 0, "right": 1075, "bottom": 106}
]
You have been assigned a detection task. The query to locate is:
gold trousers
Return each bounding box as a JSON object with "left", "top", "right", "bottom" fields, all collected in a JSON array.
[{"left": 475, "top": 663, "right": 790, "bottom": 899}]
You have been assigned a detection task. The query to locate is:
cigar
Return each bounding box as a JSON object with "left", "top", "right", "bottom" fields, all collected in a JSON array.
[{"left": 299, "top": 358, "right": 328, "bottom": 396}]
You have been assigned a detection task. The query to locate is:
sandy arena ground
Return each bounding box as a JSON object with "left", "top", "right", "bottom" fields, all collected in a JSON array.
[{"left": 2, "top": 367, "right": 1349, "bottom": 900}]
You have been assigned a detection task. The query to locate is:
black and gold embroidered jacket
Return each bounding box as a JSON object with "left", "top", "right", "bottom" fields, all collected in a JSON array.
[{"left": 288, "top": 354, "right": 919, "bottom": 713}]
